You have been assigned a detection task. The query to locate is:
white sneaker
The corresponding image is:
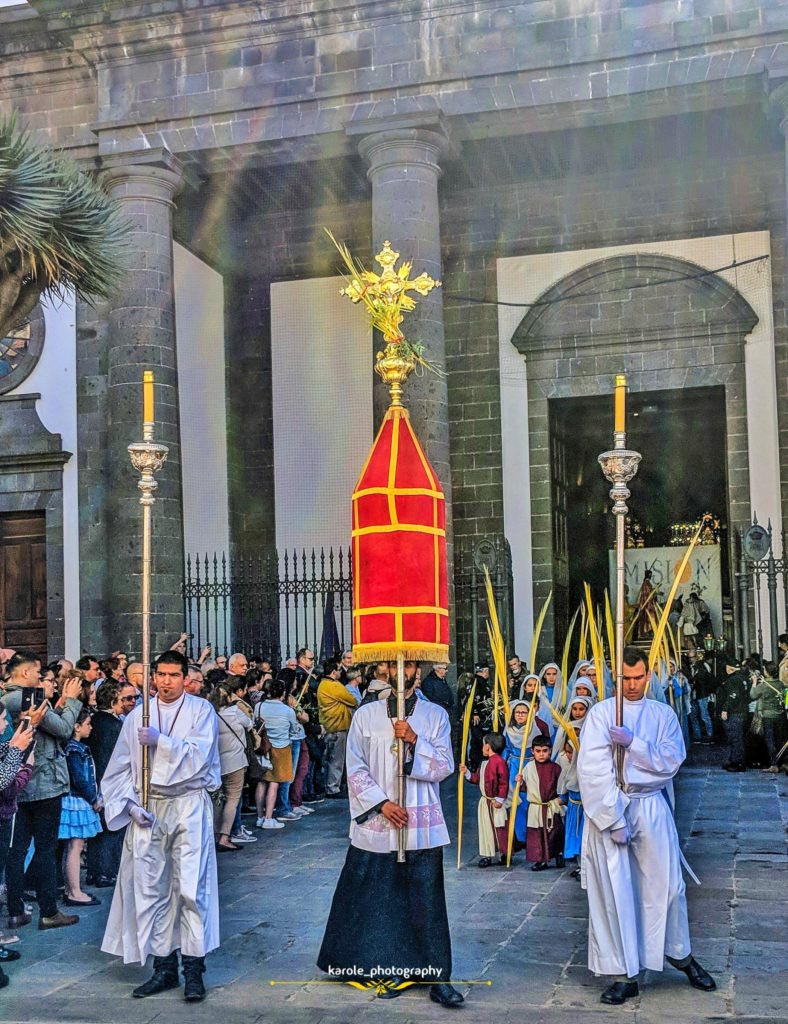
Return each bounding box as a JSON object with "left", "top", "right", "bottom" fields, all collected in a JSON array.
[
  {"left": 291, "top": 807, "right": 308, "bottom": 817},
  {"left": 261, "top": 818, "right": 284, "bottom": 829},
  {"left": 240, "top": 825, "right": 256, "bottom": 838},
  {"left": 229, "top": 831, "right": 257, "bottom": 844},
  {"left": 296, "top": 805, "right": 314, "bottom": 815},
  {"left": 276, "top": 811, "right": 299, "bottom": 821},
  {"left": 255, "top": 817, "right": 266, "bottom": 828}
]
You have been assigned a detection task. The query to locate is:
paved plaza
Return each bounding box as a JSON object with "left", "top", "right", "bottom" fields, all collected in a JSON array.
[{"left": 1, "top": 750, "right": 786, "bottom": 1024}]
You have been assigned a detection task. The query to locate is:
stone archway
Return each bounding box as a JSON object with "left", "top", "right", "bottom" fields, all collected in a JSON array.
[{"left": 509, "top": 252, "right": 758, "bottom": 660}]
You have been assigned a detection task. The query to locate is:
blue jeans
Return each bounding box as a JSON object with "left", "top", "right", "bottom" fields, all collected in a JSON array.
[
  {"left": 275, "top": 740, "right": 300, "bottom": 815},
  {"left": 690, "top": 697, "right": 713, "bottom": 741}
]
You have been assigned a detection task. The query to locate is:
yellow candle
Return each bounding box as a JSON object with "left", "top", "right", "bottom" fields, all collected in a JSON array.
[
  {"left": 143, "top": 371, "right": 154, "bottom": 424},
  {"left": 614, "top": 374, "right": 626, "bottom": 433}
]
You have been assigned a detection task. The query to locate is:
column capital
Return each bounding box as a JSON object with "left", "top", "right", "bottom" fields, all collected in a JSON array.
[
  {"left": 348, "top": 114, "right": 453, "bottom": 179},
  {"left": 99, "top": 148, "right": 183, "bottom": 205},
  {"left": 765, "top": 66, "right": 788, "bottom": 135}
]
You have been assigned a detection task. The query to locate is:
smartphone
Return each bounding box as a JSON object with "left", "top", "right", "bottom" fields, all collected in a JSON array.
[
  {"left": 22, "top": 739, "right": 36, "bottom": 763},
  {"left": 19, "top": 688, "right": 45, "bottom": 714}
]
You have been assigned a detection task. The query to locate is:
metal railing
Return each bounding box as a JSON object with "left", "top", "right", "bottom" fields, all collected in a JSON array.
[
  {"left": 738, "top": 519, "right": 788, "bottom": 663},
  {"left": 455, "top": 535, "right": 514, "bottom": 669},
  {"left": 182, "top": 547, "right": 353, "bottom": 663}
]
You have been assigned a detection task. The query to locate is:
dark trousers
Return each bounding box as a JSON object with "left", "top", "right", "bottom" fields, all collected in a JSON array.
[
  {"left": 724, "top": 714, "right": 746, "bottom": 765},
  {"left": 154, "top": 951, "right": 205, "bottom": 975},
  {"left": 290, "top": 741, "right": 310, "bottom": 808},
  {"left": 6, "top": 795, "right": 63, "bottom": 918},
  {"left": 0, "top": 817, "right": 12, "bottom": 881},
  {"left": 86, "top": 820, "right": 125, "bottom": 881}
]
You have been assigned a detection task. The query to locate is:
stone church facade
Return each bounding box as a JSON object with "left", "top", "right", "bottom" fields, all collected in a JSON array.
[{"left": 2, "top": 0, "right": 788, "bottom": 663}]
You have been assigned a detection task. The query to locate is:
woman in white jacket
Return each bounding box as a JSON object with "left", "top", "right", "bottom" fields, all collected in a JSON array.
[{"left": 209, "top": 680, "right": 253, "bottom": 852}]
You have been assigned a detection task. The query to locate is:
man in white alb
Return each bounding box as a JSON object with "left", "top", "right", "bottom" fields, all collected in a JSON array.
[
  {"left": 577, "top": 646, "right": 716, "bottom": 1006},
  {"left": 100, "top": 650, "right": 221, "bottom": 1001}
]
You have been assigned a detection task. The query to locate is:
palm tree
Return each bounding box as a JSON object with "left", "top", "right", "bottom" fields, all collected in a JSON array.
[{"left": 0, "top": 116, "right": 126, "bottom": 339}]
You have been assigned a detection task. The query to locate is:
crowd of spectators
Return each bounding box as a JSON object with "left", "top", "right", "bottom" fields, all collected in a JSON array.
[
  {"left": 0, "top": 638, "right": 452, "bottom": 988},
  {"left": 2, "top": 626, "right": 786, "bottom": 991}
]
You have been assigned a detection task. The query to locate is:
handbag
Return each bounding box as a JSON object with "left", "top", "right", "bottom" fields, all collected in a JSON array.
[
  {"left": 253, "top": 717, "right": 273, "bottom": 758},
  {"left": 224, "top": 714, "right": 270, "bottom": 779}
]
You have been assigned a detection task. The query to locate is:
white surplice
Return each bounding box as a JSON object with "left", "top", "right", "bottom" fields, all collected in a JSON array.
[
  {"left": 100, "top": 693, "right": 222, "bottom": 964},
  {"left": 346, "top": 698, "right": 454, "bottom": 853},
  {"left": 577, "top": 696, "right": 691, "bottom": 977}
]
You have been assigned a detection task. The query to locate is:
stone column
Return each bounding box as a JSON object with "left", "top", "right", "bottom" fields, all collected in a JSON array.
[
  {"left": 351, "top": 117, "right": 456, "bottom": 652},
  {"left": 101, "top": 150, "right": 185, "bottom": 656},
  {"left": 768, "top": 72, "right": 788, "bottom": 628}
]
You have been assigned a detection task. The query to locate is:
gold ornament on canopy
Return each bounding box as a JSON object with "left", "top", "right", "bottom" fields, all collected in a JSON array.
[{"left": 325, "top": 229, "right": 442, "bottom": 407}]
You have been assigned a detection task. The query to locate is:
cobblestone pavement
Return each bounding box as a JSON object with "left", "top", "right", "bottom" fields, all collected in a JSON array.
[{"left": 1, "top": 750, "right": 786, "bottom": 1024}]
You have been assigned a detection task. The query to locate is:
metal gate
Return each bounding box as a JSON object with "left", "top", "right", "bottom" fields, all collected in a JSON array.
[
  {"left": 182, "top": 547, "right": 353, "bottom": 664},
  {"left": 738, "top": 519, "right": 788, "bottom": 663},
  {"left": 455, "top": 535, "right": 515, "bottom": 670}
]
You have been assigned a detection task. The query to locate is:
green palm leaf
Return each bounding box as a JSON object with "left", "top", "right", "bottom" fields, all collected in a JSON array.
[{"left": 0, "top": 115, "right": 128, "bottom": 337}]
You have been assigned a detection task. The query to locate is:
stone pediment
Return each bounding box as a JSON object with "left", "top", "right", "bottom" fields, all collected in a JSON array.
[{"left": 511, "top": 253, "right": 759, "bottom": 360}]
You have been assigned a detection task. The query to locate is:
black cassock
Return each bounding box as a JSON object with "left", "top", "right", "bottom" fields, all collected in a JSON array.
[
  {"left": 317, "top": 693, "right": 453, "bottom": 981},
  {"left": 317, "top": 845, "right": 452, "bottom": 979}
]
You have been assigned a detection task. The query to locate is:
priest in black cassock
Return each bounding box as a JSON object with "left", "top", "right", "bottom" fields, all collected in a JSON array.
[{"left": 317, "top": 662, "right": 463, "bottom": 1007}]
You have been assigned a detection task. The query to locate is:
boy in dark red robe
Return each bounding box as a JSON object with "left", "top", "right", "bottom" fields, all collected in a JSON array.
[
  {"left": 518, "top": 734, "right": 565, "bottom": 871},
  {"left": 459, "top": 732, "right": 509, "bottom": 866}
]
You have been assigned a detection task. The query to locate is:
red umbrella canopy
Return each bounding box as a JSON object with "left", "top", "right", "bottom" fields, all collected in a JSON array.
[{"left": 352, "top": 405, "right": 449, "bottom": 663}]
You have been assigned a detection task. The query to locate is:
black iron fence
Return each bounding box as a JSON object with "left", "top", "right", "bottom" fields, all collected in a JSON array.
[
  {"left": 738, "top": 519, "right": 788, "bottom": 663},
  {"left": 455, "top": 535, "right": 515, "bottom": 670},
  {"left": 182, "top": 547, "right": 353, "bottom": 664}
]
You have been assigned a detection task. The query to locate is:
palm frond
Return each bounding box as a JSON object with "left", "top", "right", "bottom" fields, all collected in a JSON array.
[{"left": 0, "top": 117, "right": 128, "bottom": 334}]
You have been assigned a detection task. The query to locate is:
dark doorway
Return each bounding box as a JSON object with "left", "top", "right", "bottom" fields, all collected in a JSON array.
[
  {"left": 0, "top": 512, "right": 47, "bottom": 659},
  {"left": 548, "top": 387, "right": 730, "bottom": 638}
]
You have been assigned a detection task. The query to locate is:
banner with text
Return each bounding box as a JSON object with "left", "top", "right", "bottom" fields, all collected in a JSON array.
[{"left": 609, "top": 544, "right": 723, "bottom": 638}]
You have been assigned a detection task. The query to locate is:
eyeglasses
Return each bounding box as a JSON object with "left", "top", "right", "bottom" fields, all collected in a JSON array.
[{"left": 120, "top": 696, "right": 137, "bottom": 703}]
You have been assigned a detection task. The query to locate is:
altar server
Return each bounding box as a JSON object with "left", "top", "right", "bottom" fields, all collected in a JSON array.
[
  {"left": 577, "top": 646, "right": 716, "bottom": 1006},
  {"left": 101, "top": 651, "right": 221, "bottom": 1002}
]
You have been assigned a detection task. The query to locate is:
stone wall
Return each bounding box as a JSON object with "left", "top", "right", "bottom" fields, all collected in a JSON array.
[{"left": 3, "top": 0, "right": 788, "bottom": 660}]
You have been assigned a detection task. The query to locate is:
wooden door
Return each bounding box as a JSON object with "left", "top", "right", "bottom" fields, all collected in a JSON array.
[{"left": 0, "top": 512, "right": 47, "bottom": 659}]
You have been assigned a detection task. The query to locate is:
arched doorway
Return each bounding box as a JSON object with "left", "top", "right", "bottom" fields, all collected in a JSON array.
[{"left": 510, "top": 253, "right": 758, "bottom": 659}]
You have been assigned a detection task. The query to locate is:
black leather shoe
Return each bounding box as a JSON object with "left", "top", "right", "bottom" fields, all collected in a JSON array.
[
  {"left": 478, "top": 857, "right": 492, "bottom": 868},
  {"left": 679, "top": 958, "right": 716, "bottom": 991},
  {"left": 0, "top": 948, "right": 21, "bottom": 962},
  {"left": 92, "top": 876, "right": 116, "bottom": 888},
  {"left": 600, "top": 981, "right": 639, "bottom": 1004},
  {"left": 376, "top": 986, "right": 403, "bottom": 999},
  {"left": 132, "top": 969, "right": 180, "bottom": 998},
  {"left": 430, "top": 983, "right": 464, "bottom": 1007},
  {"left": 531, "top": 862, "right": 548, "bottom": 872}
]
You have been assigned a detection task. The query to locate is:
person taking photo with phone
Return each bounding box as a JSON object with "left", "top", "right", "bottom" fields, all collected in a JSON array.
[
  {"left": 0, "top": 656, "right": 85, "bottom": 932},
  {"left": 0, "top": 709, "right": 35, "bottom": 988}
]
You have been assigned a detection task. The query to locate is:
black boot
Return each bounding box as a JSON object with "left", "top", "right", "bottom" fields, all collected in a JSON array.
[
  {"left": 132, "top": 952, "right": 180, "bottom": 998},
  {"left": 182, "top": 955, "right": 206, "bottom": 1002},
  {"left": 0, "top": 965, "right": 8, "bottom": 990}
]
